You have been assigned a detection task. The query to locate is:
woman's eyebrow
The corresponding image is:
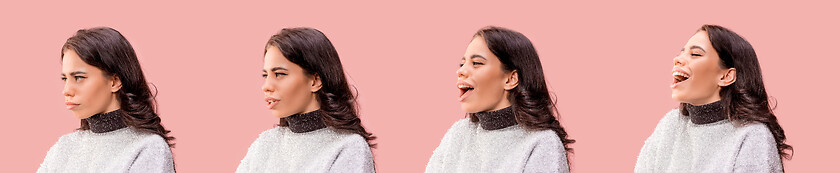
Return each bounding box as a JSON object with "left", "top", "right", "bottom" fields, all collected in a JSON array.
[
  {"left": 689, "top": 45, "right": 706, "bottom": 52},
  {"left": 61, "top": 71, "right": 86, "bottom": 76},
  {"left": 468, "top": 54, "right": 486, "bottom": 60},
  {"left": 262, "top": 67, "right": 288, "bottom": 73}
]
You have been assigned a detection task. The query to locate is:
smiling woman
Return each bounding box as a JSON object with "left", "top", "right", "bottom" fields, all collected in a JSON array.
[
  {"left": 635, "top": 24, "right": 791, "bottom": 173},
  {"left": 426, "top": 26, "right": 574, "bottom": 173},
  {"left": 38, "top": 27, "right": 175, "bottom": 173}
]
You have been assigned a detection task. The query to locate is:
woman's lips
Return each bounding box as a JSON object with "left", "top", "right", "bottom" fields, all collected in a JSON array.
[
  {"left": 456, "top": 81, "right": 474, "bottom": 102},
  {"left": 64, "top": 101, "right": 79, "bottom": 110},
  {"left": 265, "top": 97, "right": 279, "bottom": 109},
  {"left": 671, "top": 68, "right": 691, "bottom": 88}
]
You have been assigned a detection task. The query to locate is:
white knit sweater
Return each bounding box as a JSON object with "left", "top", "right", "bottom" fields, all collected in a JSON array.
[
  {"left": 635, "top": 109, "right": 783, "bottom": 172},
  {"left": 37, "top": 127, "right": 175, "bottom": 173},
  {"left": 236, "top": 126, "right": 375, "bottom": 173},
  {"left": 426, "top": 118, "right": 569, "bottom": 173}
]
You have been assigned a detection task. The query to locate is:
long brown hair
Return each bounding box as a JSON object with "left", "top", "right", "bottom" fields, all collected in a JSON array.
[
  {"left": 62, "top": 27, "right": 175, "bottom": 147},
  {"left": 468, "top": 26, "right": 575, "bottom": 154},
  {"left": 680, "top": 24, "right": 792, "bottom": 160},
  {"left": 266, "top": 27, "right": 376, "bottom": 147}
]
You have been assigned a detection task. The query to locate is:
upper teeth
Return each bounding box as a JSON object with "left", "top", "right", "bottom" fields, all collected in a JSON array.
[
  {"left": 673, "top": 72, "right": 689, "bottom": 79},
  {"left": 268, "top": 100, "right": 275, "bottom": 103},
  {"left": 458, "top": 84, "right": 471, "bottom": 89}
]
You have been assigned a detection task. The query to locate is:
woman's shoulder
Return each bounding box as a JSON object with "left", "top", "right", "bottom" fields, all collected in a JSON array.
[
  {"left": 736, "top": 121, "right": 772, "bottom": 133},
  {"left": 734, "top": 122, "right": 775, "bottom": 143},
  {"left": 122, "top": 128, "right": 171, "bottom": 150},
  {"left": 430, "top": 118, "right": 477, "bottom": 138},
  {"left": 331, "top": 131, "right": 371, "bottom": 149},
  {"left": 663, "top": 108, "right": 684, "bottom": 121},
  {"left": 245, "top": 126, "right": 285, "bottom": 145},
  {"left": 40, "top": 131, "right": 83, "bottom": 171},
  {"left": 523, "top": 128, "right": 564, "bottom": 148},
  {"left": 45, "top": 130, "right": 84, "bottom": 152},
  {"left": 430, "top": 118, "right": 477, "bottom": 148},
  {"left": 525, "top": 128, "right": 562, "bottom": 141},
  {"left": 643, "top": 109, "right": 689, "bottom": 144},
  {"left": 56, "top": 130, "right": 84, "bottom": 143},
  {"left": 449, "top": 118, "right": 477, "bottom": 131},
  {"left": 258, "top": 126, "right": 285, "bottom": 136},
  {"left": 653, "top": 109, "right": 688, "bottom": 129}
]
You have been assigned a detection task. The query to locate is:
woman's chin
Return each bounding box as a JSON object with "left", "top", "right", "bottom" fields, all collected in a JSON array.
[
  {"left": 270, "top": 110, "right": 291, "bottom": 118},
  {"left": 671, "top": 93, "right": 686, "bottom": 103},
  {"left": 672, "top": 96, "right": 704, "bottom": 105},
  {"left": 72, "top": 112, "right": 92, "bottom": 119},
  {"left": 459, "top": 104, "right": 480, "bottom": 113}
]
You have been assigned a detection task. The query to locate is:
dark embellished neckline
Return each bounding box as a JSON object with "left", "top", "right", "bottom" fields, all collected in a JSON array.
[
  {"left": 686, "top": 100, "right": 728, "bottom": 124},
  {"left": 86, "top": 109, "right": 127, "bottom": 133},
  {"left": 285, "top": 110, "right": 327, "bottom": 133},
  {"left": 475, "top": 106, "right": 517, "bottom": 130}
]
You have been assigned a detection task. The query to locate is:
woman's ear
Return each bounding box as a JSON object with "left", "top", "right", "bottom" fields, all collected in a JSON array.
[
  {"left": 110, "top": 75, "right": 122, "bottom": 92},
  {"left": 504, "top": 70, "right": 519, "bottom": 90},
  {"left": 310, "top": 73, "right": 323, "bottom": 92},
  {"left": 718, "top": 68, "right": 736, "bottom": 87}
]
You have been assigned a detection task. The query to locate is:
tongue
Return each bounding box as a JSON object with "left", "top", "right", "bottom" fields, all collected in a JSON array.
[
  {"left": 674, "top": 75, "right": 687, "bottom": 82},
  {"left": 459, "top": 89, "right": 473, "bottom": 101}
]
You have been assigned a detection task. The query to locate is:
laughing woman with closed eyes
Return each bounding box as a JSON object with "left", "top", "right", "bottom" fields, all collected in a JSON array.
[
  {"left": 425, "top": 26, "right": 574, "bottom": 173},
  {"left": 635, "top": 25, "right": 792, "bottom": 173},
  {"left": 38, "top": 27, "right": 175, "bottom": 173},
  {"left": 236, "top": 27, "right": 375, "bottom": 173}
]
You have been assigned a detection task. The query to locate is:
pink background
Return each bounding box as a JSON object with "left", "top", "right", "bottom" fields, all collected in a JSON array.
[{"left": 1, "top": 1, "right": 837, "bottom": 172}]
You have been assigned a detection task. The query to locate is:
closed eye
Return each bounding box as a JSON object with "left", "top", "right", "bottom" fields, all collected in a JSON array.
[{"left": 473, "top": 62, "right": 484, "bottom": 65}]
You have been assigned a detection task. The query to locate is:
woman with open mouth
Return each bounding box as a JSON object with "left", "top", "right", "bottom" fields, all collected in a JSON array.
[
  {"left": 425, "top": 26, "right": 575, "bottom": 173},
  {"left": 236, "top": 27, "right": 376, "bottom": 173},
  {"left": 38, "top": 27, "right": 176, "bottom": 172},
  {"left": 635, "top": 25, "right": 792, "bottom": 173}
]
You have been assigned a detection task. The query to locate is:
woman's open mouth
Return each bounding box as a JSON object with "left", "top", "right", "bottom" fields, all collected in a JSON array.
[
  {"left": 671, "top": 69, "right": 691, "bottom": 88},
  {"left": 265, "top": 97, "right": 280, "bottom": 109},
  {"left": 457, "top": 81, "right": 474, "bottom": 102}
]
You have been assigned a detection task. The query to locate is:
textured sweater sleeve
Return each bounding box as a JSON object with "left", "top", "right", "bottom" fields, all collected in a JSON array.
[
  {"left": 635, "top": 109, "right": 679, "bottom": 173},
  {"left": 236, "top": 129, "right": 273, "bottom": 173},
  {"left": 330, "top": 135, "right": 375, "bottom": 173},
  {"left": 733, "top": 124, "right": 783, "bottom": 173},
  {"left": 128, "top": 135, "right": 175, "bottom": 173},
  {"left": 523, "top": 131, "right": 570, "bottom": 173},
  {"left": 635, "top": 117, "right": 663, "bottom": 172},
  {"left": 235, "top": 141, "right": 255, "bottom": 173},
  {"left": 37, "top": 133, "right": 74, "bottom": 173},
  {"left": 635, "top": 138, "right": 654, "bottom": 173},
  {"left": 425, "top": 119, "right": 468, "bottom": 173}
]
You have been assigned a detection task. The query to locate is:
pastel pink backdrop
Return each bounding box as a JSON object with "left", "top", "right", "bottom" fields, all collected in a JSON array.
[{"left": 1, "top": 1, "right": 837, "bottom": 172}]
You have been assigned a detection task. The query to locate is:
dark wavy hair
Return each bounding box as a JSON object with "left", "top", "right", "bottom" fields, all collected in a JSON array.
[
  {"left": 266, "top": 27, "right": 376, "bottom": 147},
  {"left": 468, "top": 26, "right": 575, "bottom": 154},
  {"left": 61, "top": 27, "right": 175, "bottom": 147},
  {"left": 680, "top": 24, "right": 792, "bottom": 160}
]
